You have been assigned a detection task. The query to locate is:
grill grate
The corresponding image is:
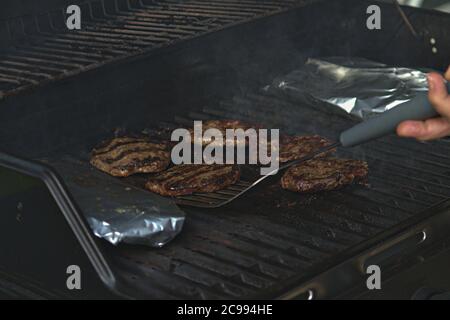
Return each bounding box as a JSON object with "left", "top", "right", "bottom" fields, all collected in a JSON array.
[
  {"left": 175, "top": 180, "right": 254, "bottom": 208},
  {"left": 0, "top": 0, "right": 302, "bottom": 98},
  {"left": 106, "top": 86, "right": 450, "bottom": 299}
]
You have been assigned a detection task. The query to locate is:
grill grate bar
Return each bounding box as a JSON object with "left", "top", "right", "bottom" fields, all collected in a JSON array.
[
  {"left": 311, "top": 197, "right": 393, "bottom": 229},
  {"left": 370, "top": 176, "right": 441, "bottom": 204},
  {"left": 338, "top": 149, "right": 450, "bottom": 192},
  {"left": 0, "top": 66, "right": 52, "bottom": 80},
  {"left": 0, "top": 78, "right": 20, "bottom": 85},
  {"left": 126, "top": 9, "right": 240, "bottom": 22},
  {"left": 189, "top": 211, "right": 348, "bottom": 253},
  {"left": 83, "top": 21, "right": 181, "bottom": 39},
  {"left": 85, "top": 22, "right": 195, "bottom": 38},
  {"left": 109, "top": 16, "right": 214, "bottom": 30},
  {"left": 364, "top": 144, "right": 450, "bottom": 176},
  {"left": 0, "top": 59, "right": 70, "bottom": 74},
  {"left": 14, "top": 46, "right": 107, "bottom": 62},
  {"left": 0, "top": 73, "right": 38, "bottom": 85},
  {"left": 157, "top": 1, "right": 265, "bottom": 14},
  {"left": 31, "top": 35, "right": 140, "bottom": 53},
  {"left": 117, "top": 255, "right": 228, "bottom": 299},
  {"left": 172, "top": 246, "right": 291, "bottom": 285},
  {"left": 339, "top": 146, "right": 450, "bottom": 184},
  {"left": 347, "top": 187, "right": 426, "bottom": 212},
  {"left": 189, "top": 226, "right": 315, "bottom": 268},
  {"left": 331, "top": 190, "right": 411, "bottom": 220},
  {"left": 68, "top": 27, "right": 169, "bottom": 44},
  {"left": 193, "top": 0, "right": 287, "bottom": 10},
  {"left": 380, "top": 138, "right": 450, "bottom": 159},
  {"left": 153, "top": 0, "right": 270, "bottom": 15},
  {"left": 4, "top": 52, "right": 87, "bottom": 70},
  {"left": 372, "top": 141, "right": 450, "bottom": 170},
  {"left": 377, "top": 167, "right": 450, "bottom": 195},
  {"left": 156, "top": 254, "right": 265, "bottom": 295},
  {"left": 188, "top": 235, "right": 304, "bottom": 277},
  {"left": 134, "top": 4, "right": 255, "bottom": 20},
  {"left": 184, "top": 237, "right": 298, "bottom": 280}
]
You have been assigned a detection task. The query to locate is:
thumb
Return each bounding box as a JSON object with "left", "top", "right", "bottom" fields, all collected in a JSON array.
[{"left": 428, "top": 72, "right": 450, "bottom": 118}]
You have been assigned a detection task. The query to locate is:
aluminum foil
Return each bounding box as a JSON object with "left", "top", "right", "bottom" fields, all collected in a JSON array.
[
  {"left": 266, "top": 57, "right": 430, "bottom": 119},
  {"left": 43, "top": 157, "right": 185, "bottom": 247}
]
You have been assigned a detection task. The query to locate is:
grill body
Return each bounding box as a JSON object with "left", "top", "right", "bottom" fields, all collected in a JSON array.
[{"left": 1, "top": 0, "right": 450, "bottom": 299}]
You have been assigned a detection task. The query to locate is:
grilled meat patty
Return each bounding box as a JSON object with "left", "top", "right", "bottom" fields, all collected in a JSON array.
[
  {"left": 90, "top": 137, "right": 171, "bottom": 177},
  {"left": 145, "top": 164, "right": 240, "bottom": 196},
  {"left": 279, "top": 135, "right": 335, "bottom": 163},
  {"left": 189, "top": 120, "right": 262, "bottom": 146},
  {"left": 281, "top": 158, "right": 368, "bottom": 193}
]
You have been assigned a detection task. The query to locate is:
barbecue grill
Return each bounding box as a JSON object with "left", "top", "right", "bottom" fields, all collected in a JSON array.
[{"left": 1, "top": 0, "right": 450, "bottom": 299}]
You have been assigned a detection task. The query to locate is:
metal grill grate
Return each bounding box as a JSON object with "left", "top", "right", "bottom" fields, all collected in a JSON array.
[
  {"left": 108, "top": 86, "right": 450, "bottom": 299},
  {"left": 0, "top": 0, "right": 301, "bottom": 98},
  {"left": 175, "top": 180, "right": 254, "bottom": 208}
]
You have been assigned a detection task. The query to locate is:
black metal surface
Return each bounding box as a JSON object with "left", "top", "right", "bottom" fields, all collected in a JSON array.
[
  {"left": 0, "top": 0, "right": 302, "bottom": 99},
  {"left": 0, "top": 0, "right": 449, "bottom": 299}
]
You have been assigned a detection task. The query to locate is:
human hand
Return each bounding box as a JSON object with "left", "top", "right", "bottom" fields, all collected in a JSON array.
[{"left": 397, "top": 66, "right": 450, "bottom": 141}]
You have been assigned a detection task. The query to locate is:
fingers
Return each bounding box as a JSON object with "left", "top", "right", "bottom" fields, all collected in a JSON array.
[
  {"left": 397, "top": 118, "right": 450, "bottom": 141},
  {"left": 396, "top": 67, "right": 450, "bottom": 141},
  {"left": 428, "top": 72, "right": 450, "bottom": 118}
]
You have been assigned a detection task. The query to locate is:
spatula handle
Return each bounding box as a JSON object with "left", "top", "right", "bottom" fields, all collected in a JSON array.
[{"left": 339, "top": 82, "right": 450, "bottom": 148}]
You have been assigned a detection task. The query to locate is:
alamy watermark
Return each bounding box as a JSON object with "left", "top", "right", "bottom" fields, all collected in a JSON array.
[
  {"left": 366, "top": 5, "right": 381, "bottom": 30},
  {"left": 66, "top": 5, "right": 81, "bottom": 30},
  {"left": 66, "top": 265, "right": 81, "bottom": 290},
  {"left": 171, "top": 121, "right": 280, "bottom": 176},
  {"left": 366, "top": 264, "right": 381, "bottom": 290}
]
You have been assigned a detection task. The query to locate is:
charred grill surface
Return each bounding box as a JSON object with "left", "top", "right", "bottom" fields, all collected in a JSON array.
[
  {"left": 90, "top": 136, "right": 170, "bottom": 177},
  {"left": 145, "top": 164, "right": 241, "bottom": 196},
  {"left": 281, "top": 158, "right": 369, "bottom": 193}
]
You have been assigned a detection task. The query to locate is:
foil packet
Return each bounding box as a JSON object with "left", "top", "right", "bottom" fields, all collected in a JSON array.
[
  {"left": 266, "top": 57, "right": 431, "bottom": 119},
  {"left": 43, "top": 157, "right": 185, "bottom": 248}
]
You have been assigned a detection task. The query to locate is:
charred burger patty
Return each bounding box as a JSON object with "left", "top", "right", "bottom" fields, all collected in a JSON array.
[
  {"left": 145, "top": 164, "right": 240, "bottom": 196},
  {"left": 281, "top": 158, "right": 368, "bottom": 193},
  {"left": 189, "top": 119, "right": 261, "bottom": 146},
  {"left": 90, "top": 136, "right": 171, "bottom": 177},
  {"left": 279, "top": 135, "right": 335, "bottom": 163}
]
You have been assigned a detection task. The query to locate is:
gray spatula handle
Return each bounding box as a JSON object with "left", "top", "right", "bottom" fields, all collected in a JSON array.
[{"left": 340, "top": 82, "right": 450, "bottom": 148}]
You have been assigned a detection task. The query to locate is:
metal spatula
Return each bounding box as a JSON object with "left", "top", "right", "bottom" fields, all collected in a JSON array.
[{"left": 175, "top": 84, "right": 447, "bottom": 208}]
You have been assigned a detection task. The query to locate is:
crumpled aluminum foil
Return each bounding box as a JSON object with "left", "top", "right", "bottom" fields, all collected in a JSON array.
[
  {"left": 43, "top": 157, "right": 185, "bottom": 248},
  {"left": 267, "top": 57, "right": 430, "bottom": 119}
]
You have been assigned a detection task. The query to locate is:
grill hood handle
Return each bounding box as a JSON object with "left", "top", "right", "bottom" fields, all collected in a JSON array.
[{"left": 339, "top": 82, "right": 450, "bottom": 148}]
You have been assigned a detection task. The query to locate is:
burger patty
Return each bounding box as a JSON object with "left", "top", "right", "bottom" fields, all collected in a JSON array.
[
  {"left": 189, "top": 120, "right": 261, "bottom": 146},
  {"left": 279, "top": 135, "right": 335, "bottom": 163},
  {"left": 145, "top": 164, "right": 240, "bottom": 196},
  {"left": 90, "top": 136, "right": 171, "bottom": 177},
  {"left": 281, "top": 158, "right": 368, "bottom": 193}
]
